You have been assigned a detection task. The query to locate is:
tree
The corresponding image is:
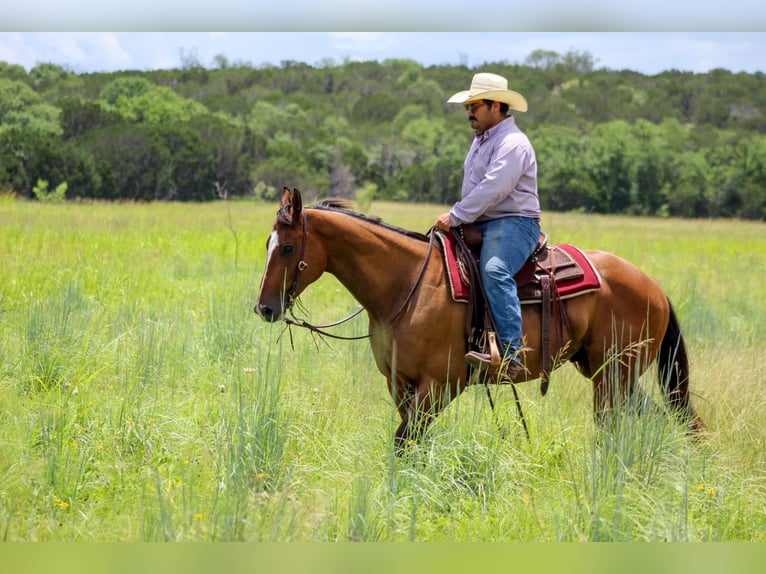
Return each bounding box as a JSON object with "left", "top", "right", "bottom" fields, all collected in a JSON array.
[
  {"left": 523, "top": 49, "right": 562, "bottom": 70},
  {"left": 666, "top": 150, "right": 709, "bottom": 218},
  {"left": 60, "top": 97, "right": 122, "bottom": 139},
  {"left": 100, "top": 77, "right": 209, "bottom": 124},
  {"left": 0, "top": 127, "right": 99, "bottom": 199},
  {"left": 533, "top": 125, "right": 596, "bottom": 212},
  {"left": 584, "top": 121, "right": 638, "bottom": 213},
  {"left": 79, "top": 124, "right": 173, "bottom": 200},
  {"left": 99, "top": 77, "right": 154, "bottom": 106},
  {"left": 154, "top": 124, "right": 216, "bottom": 201},
  {"left": 28, "top": 63, "right": 70, "bottom": 91},
  {"left": 0, "top": 62, "right": 28, "bottom": 81},
  {"left": 0, "top": 78, "right": 63, "bottom": 138}
]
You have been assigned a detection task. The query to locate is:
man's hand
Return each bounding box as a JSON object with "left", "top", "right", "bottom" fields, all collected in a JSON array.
[{"left": 435, "top": 212, "right": 453, "bottom": 232}]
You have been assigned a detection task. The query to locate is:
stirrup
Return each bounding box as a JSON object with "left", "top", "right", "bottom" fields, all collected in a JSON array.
[
  {"left": 486, "top": 331, "right": 502, "bottom": 367},
  {"left": 465, "top": 331, "right": 502, "bottom": 370}
]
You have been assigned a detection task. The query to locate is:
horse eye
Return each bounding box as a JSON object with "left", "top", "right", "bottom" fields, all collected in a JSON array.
[{"left": 281, "top": 245, "right": 295, "bottom": 256}]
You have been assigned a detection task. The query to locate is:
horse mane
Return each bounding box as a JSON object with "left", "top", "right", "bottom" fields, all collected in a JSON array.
[{"left": 310, "top": 198, "right": 430, "bottom": 242}]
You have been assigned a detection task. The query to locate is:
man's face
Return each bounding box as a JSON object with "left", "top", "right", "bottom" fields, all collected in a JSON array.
[{"left": 465, "top": 100, "right": 498, "bottom": 133}]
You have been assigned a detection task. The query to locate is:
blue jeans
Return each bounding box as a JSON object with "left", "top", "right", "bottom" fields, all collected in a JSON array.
[{"left": 476, "top": 216, "right": 541, "bottom": 356}]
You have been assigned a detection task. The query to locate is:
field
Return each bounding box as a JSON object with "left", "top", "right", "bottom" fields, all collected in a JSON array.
[{"left": 1, "top": 195, "right": 765, "bottom": 542}]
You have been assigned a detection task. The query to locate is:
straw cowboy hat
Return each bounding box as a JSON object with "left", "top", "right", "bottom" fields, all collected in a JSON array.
[{"left": 447, "top": 72, "right": 528, "bottom": 112}]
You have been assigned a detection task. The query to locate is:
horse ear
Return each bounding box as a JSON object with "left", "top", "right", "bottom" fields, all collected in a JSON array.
[
  {"left": 281, "top": 187, "right": 291, "bottom": 209},
  {"left": 291, "top": 188, "right": 303, "bottom": 224}
]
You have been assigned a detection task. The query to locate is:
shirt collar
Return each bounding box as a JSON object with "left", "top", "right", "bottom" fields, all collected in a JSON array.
[{"left": 475, "top": 115, "right": 513, "bottom": 143}]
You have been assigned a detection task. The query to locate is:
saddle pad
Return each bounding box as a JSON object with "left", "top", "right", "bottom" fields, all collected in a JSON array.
[
  {"left": 437, "top": 231, "right": 601, "bottom": 304},
  {"left": 520, "top": 243, "right": 602, "bottom": 304},
  {"left": 436, "top": 231, "right": 471, "bottom": 302}
]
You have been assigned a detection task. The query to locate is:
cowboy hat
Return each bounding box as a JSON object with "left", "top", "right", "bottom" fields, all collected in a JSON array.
[{"left": 447, "top": 72, "right": 528, "bottom": 112}]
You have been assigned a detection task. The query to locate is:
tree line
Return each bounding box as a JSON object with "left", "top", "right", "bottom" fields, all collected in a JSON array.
[{"left": 1, "top": 51, "right": 765, "bottom": 219}]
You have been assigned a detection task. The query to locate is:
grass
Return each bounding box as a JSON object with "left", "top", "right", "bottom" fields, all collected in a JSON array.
[{"left": 0, "top": 196, "right": 764, "bottom": 541}]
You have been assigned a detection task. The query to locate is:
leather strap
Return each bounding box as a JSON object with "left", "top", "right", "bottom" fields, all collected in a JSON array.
[{"left": 540, "top": 274, "right": 552, "bottom": 396}]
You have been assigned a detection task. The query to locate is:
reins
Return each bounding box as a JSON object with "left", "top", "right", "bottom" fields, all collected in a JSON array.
[{"left": 282, "top": 213, "right": 437, "bottom": 341}]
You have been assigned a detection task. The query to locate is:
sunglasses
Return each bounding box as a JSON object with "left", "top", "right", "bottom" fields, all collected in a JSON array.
[{"left": 464, "top": 101, "right": 491, "bottom": 113}]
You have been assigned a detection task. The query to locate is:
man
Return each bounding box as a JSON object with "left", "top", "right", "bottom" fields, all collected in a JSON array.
[{"left": 434, "top": 72, "right": 541, "bottom": 379}]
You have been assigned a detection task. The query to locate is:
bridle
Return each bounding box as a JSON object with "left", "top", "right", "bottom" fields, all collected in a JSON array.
[
  {"left": 280, "top": 208, "right": 437, "bottom": 341},
  {"left": 283, "top": 208, "right": 310, "bottom": 307}
]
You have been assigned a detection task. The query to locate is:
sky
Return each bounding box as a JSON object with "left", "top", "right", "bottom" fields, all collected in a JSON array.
[{"left": 1, "top": 32, "right": 765, "bottom": 77}]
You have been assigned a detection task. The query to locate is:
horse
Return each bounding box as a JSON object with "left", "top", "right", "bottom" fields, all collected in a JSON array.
[{"left": 255, "top": 187, "right": 704, "bottom": 453}]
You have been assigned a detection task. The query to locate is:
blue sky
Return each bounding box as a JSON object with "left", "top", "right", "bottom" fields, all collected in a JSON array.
[{"left": 1, "top": 32, "right": 765, "bottom": 76}]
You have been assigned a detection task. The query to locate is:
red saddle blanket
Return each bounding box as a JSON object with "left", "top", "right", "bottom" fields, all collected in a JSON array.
[{"left": 437, "top": 231, "right": 602, "bottom": 304}]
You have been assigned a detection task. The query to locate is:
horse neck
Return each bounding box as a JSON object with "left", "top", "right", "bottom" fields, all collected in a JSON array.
[{"left": 309, "top": 209, "right": 429, "bottom": 322}]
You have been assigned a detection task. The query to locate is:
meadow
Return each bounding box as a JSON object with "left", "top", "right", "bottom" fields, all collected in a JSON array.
[{"left": 0, "top": 194, "right": 764, "bottom": 542}]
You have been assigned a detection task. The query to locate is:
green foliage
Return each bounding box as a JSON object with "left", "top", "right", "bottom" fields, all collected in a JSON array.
[
  {"left": 0, "top": 78, "right": 63, "bottom": 138},
  {"left": 99, "top": 76, "right": 154, "bottom": 105},
  {"left": 32, "top": 179, "right": 67, "bottom": 203},
  {"left": 0, "top": 61, "right": 28, "bottom": 81},
  {"left": 28, "top": 63, "right": 71, "bottom": 91},
  {"left": 99, "top": 76, "right": 209, "bottom": 124},
  {"left": 0, "top": 53, "right": 765, "bottom": 218}
]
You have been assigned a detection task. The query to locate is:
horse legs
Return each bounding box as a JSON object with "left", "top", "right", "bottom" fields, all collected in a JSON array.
[
  {"left": 583, "top": 341, "right": 655, "bottom": 430},
  {"left": 592, "top": 372, "right": 648, "bottom": 428},
  {"left": 390, "top": 377, "right": 451, "bottom": 456}
]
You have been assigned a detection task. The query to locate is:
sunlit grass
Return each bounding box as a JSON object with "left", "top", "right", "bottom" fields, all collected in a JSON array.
[{"left": 0, "top": 197, "right": 764, "bottom": 541}]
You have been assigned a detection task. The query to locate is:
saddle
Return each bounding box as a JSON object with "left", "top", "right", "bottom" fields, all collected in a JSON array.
[{"left": 438, "top": 224, "right": 602, "bottom": 396}]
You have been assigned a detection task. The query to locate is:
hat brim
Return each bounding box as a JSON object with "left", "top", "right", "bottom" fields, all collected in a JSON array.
[{"left": 447, "top": 89, "right": 528, "bottom": 112}]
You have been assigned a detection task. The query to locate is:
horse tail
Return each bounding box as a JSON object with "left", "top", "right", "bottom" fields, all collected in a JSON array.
[{"left": 658, "top": 299, "right": 704, "bottom": 432}]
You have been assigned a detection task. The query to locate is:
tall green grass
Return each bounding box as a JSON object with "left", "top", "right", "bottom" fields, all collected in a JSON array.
[{"left": 0, "top": 197, "right": 764, "bottom": 541}]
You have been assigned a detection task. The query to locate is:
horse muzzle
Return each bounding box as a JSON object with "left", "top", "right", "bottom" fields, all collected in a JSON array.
[{"left": 254, "top": 301, "right": 283, "bottom": 322}]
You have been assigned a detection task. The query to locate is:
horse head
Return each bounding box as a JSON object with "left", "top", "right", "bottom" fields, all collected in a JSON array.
[{"left": 255, "top": 187, "right": 326, "bottom": 322}]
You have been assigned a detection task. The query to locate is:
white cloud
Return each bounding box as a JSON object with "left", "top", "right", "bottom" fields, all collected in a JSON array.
[
  {"left": 0, "top": 32, "right": 133, "bottom": 72},
  {"left": 2, "top": 32, "right": 764, "bottom": 75},
  {"left": 58, "top": 33, "right": 133, "bottom": 70},
  {"left": 328, "top": 32, "right": 398, "bottom": 54}
]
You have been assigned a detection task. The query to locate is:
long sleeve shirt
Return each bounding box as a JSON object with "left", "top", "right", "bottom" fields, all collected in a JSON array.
[{"left": 449, "top": 115, "right": 541, "bottom": 225}]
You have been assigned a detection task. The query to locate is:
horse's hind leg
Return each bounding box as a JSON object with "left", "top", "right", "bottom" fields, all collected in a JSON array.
[
  {"left": 571, "top": 345, "right": 625, "bottom": 426},
  {"left": 592, "top": 371, "right": 649, "bottom": 428},
  {"left": 586, "top": 343, "right": 655, "bottom": 429}
]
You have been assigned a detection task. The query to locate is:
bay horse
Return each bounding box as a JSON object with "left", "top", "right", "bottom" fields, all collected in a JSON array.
[{"left": 255, "top": 188, "right": 704, "bottom": 453}]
